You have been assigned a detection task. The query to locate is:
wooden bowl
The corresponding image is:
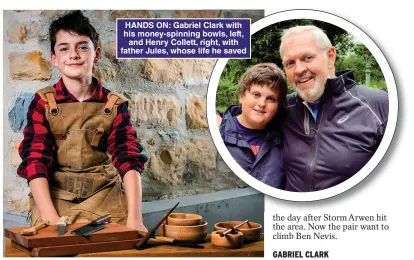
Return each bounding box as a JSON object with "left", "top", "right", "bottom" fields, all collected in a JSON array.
[
  {"left": 159, "top": 221, "right": 208, "bottom": 242},
  {"left": 214, "top": 221, "right": 262, "bottom": 241},
  {"left": 211, "top": 230, "right": 243, "bottom": 249},
  {"left": 167, "top": 213, "right": 202, "bottom": 226}
]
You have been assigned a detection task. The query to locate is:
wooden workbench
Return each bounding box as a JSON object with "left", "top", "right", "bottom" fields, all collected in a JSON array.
[{"left": 5, "top": 237, "right": 264, "bottom": 257}]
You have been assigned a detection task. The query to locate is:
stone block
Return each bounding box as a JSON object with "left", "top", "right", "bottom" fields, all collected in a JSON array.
[
  {"left": 182, "top": 60, "right": 216, "bottom": 86},
  {"left": 93, "top": 63, "right": 119, "bottom": 82},
  {"left": 94, "top": 10, "right": 103, "bottom": 19},
  {"left": 186, "top": 139, "right": 217, "bottom": 180},
  {"left": 104, "top": 41, "right": 117, "bottom": 61},
  {"left": 110, "top": 10, "right": 151, "bottom": 21},
  {"left": 186, "top": 96, "right": 208, "bottom": 129},
  {"left": 148, "top": 139, "right": 217, "bottom": 185},
  {"left": 222, "top": 10, "right": 264, "bottom": 23},
  {"left": 148, "top": 145, "right": 187, "bottom": 184},
  {"left": 8, "top": 24, "right": 27, "bottom": 43},
  {"left": 9, "top": 51, "right": 52, "bottom": 80},
  {"left": 172, "top": 10, "right": 220, "bottom": 18},
  {"left": 141, "top": 59, "right": 215, "bottom": 86},
  {"left": 141, "top": 59, "right": 182, "bottom": 85},
  {"left": 128, "top": 94, "right": 181, "bottom": 127}
]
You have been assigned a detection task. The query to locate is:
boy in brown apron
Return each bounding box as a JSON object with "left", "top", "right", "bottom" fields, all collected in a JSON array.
[{"left": 17, "top": 11, "right": 148, "bottom": 232}]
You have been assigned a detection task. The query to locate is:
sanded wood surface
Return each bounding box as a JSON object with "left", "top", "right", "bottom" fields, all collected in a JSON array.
[
  {"left": 5, "top": 223, "right": 138, "bottom": 248},
  {"left": 5, "top": 235, "right": 264, "bottom": 257},
  {"left": 11, "top": 239, "right": 140, "bottom": 257}
]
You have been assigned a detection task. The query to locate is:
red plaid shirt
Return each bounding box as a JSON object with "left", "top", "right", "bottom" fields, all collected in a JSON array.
[{"left": 17, "top": 78, "right": 147, "bottom": 183}]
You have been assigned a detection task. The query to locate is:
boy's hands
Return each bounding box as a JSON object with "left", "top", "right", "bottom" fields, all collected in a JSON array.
[
  {"left": 44, "top": 215, "right": 61, "bottom": 225},
  {"left": 29, "top": 178, "right": 61, "bottom": 225},
  {"left": 126, "top": 217, "right": 148, "bottom": 232},
  {"left": 123, "top": 170, "right": 146, "bottom": 232}
]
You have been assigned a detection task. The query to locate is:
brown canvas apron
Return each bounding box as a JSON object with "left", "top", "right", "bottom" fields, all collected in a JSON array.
[{"left": 29, "top": 86, "right": 129, "bottom": 225}]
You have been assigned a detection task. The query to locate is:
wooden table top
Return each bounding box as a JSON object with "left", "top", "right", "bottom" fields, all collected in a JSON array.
[{"left": 5, "top": 237, "right": 264, "bottom": 257}]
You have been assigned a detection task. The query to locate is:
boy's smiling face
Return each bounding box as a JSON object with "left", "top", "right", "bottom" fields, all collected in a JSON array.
[
  {"left": 51, "top": 30, "right": 100, "bottom": 81},
  {"left": 238, "top": 84, "right": 280, "bottom": 130}
]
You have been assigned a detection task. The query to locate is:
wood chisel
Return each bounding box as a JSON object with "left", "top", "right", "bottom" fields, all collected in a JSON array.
[{"left": 71, "top": 214, "right": 111, "bottom": 237}]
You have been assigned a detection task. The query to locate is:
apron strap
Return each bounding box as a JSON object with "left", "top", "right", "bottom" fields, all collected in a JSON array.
[
  {"left": 91, "top": 92, "right": 128, "bottom": 148},
  {"left": 103, "top": 94, "right": 120, "bottom": 115},
  {"left": 36, "top": 86, "right": 59, "bottom": 116}
]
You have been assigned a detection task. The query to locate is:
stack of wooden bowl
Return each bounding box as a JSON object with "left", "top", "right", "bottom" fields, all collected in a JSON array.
[
  {"left": 211, "top": 221, "right": 262, "bottom": 249},
  {"left": 158, "top": 213, "right": 208, "bottom": 242}
]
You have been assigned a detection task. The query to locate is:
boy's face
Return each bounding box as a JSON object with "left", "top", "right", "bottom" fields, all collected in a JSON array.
[
  {"left": 238, "top": 84, "right": 280, "bottom": 130},
  {"left": 51, "top": 30, "right": 100, "bottom": 81}
]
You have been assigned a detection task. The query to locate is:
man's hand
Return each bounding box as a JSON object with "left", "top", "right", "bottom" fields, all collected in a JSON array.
[{"left": 126, "top": 217, "right": 148, "bottom": 232}]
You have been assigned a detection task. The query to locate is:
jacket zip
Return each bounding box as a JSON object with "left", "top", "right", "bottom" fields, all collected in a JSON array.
[
  {"left": 302, "top": 105, "right": 314, "bottom": 190},
  {"left": 303, "top": 106, "right": 310, "bottom": 135},
  {"left": 309, "top": 134, "right": 319, "bottom": 191},
  {"left": 306, "top": 104, "right": 325, "bottom": 191},
  {"left": 303, "top": 102, "right": 323, "bottom": 191}
]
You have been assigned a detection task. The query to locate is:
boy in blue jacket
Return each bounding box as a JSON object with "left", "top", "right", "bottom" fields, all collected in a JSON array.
[{"left": 218, "top": 63, "right": 287, "bottom": 189}]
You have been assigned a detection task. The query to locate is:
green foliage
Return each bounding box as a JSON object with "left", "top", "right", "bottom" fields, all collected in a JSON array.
[
  {"left": 371, "top": 79, "right": 387, "bottom": 92},
  {"left": 216, "top": 75, "right": 239, "bottom": 108},
  {"left": 216, "top": 106, "right": 228, "bottom": 112},
  {"left": 216, "top": 20, "right": 387, "bottom": 108},
  {"left": 336, "top": 43, "right": 386, "bottom": 90}
]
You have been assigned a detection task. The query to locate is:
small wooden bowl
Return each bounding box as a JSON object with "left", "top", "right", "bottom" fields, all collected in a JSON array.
[
  {"left": 159, "top": 221, "right": 208, "bottom": 242},
  {"left": 211, "top": 230, "right": 243, "bottom": 249},
  {"left": 214, "top": 221, "right": 262, "bottom": 241},
  {"left": 167, "top": 213, "right": 202, "bottom": 226}
]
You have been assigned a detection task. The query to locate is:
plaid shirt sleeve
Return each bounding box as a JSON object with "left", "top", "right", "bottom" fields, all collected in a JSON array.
[
  {"left": 107, "top": 103, "right": 148, "bottom": 178},
  {"left": 17, "top": 94, "right": 55, "bottom": 183}
]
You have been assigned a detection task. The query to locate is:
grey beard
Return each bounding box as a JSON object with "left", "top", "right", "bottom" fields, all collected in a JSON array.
[{"left": 293, "top": 77, "right": 325, "bottom": 102}]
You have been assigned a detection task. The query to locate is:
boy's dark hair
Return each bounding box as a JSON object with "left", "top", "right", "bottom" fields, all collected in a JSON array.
[
  {"left": 49, "top": 10, "right": 99, "bottom": 54},
  {"left": 238, "top": 63, "right": 288, "bottom": 103}
]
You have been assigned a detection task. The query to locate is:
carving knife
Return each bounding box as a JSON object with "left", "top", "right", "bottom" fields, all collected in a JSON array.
[
  {"left": 57, "top": 216, "right": 69, "bottom": 236},
  {"left": 71, "top": 214, "right": 111, "bottom": 237}
]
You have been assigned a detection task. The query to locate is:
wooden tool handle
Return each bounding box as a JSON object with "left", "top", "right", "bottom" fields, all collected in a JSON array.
[
  {"left": 153, "top": 235, "right": 173, "bottom": 243},
  {"left": 91, "top": 214, "right": 111, "bottom": 225},
  {"left": 137, "top": 231, "right": 171, "bottom": 244},
  {"left": 221, "top": 220, "right": 249, "bottom": 236},
  {"left": 233, "top": 220, "right": 249, "bottom": 230},
  {"left": 135, "top": 202, "right": 179, "bottom": 250},
  {"left": 137, "top": 231, "right": 147, "bottom": 237},
  {"left": 20, "top": 221, "right": 50, "bottom": 236}
]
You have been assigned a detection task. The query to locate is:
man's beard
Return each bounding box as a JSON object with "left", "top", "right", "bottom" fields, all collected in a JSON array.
[{"left": 292, "top": 72, "right": 326, "bottom": 102}]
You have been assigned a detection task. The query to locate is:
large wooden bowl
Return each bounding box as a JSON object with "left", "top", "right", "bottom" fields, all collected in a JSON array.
[
  {"left": 214, "top": 221, "right": 262, "bottom": 241},
  {"left": 159, "top": 221, "right": 208, "bottom": 242},
  {"left": 167, "top": 213, "right": 202, "bottom": 226},
  {"left": 211, "top": 230, "right": 243, "bottom": 249}
]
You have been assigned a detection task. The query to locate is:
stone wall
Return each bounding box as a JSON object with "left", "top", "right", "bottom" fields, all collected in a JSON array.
[{"left": 3, "top": 10, "right": 264, "bottom": 214}]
